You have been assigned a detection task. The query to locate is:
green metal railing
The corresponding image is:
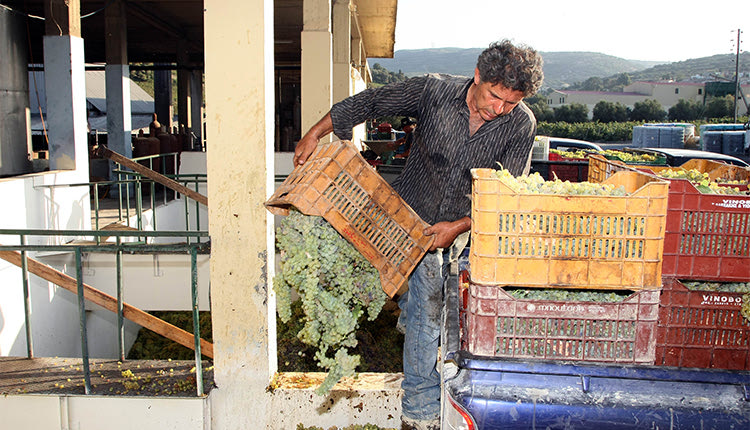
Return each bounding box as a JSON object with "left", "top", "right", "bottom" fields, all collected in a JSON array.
[
  {"left": 0, "top": 229, "right": 210, "bottom": 397},
  {"left": 38, "top": 152, "right": 208, "bottom": 240}
]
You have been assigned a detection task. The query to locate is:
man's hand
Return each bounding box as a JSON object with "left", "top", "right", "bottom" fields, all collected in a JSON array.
[
  {"left": 294, "top": 112, "right": 334, "bottom": 166},
  {"left": 424, "top": 217, "right": 471, "bottom": 251},
  {"left": 293, "top": 134, "right": 319, "bottom": 166}
]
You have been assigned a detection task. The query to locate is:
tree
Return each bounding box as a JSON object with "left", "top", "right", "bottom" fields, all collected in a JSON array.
[
  {"left": 630, "top": 99, "right": 666, "bottom": 122},
  {"left": 612, "top": 73, "right": 631, "bottom": 88},
  {"left": 553, "top": 103, "right": 589, "bottom": 123},
  {"left": 668, "top": 99, "right": 703, "bottom": 121},
  {"left": 370, "top": 63, "right": 407, "bottom": 86},
  {"left": 579, "top": 77, "right": 604, "bottom": 91},
  {"left": 592, "top": 101, "right": 630, "bottom": 123},
  {"left": 704, "top": 95, "right": 734, "bottom": 119}
]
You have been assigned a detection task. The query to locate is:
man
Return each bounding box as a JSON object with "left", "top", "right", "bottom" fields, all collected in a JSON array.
[
  {"left": 294, "top": 39, "right": 543, "bottom": 430},
  {"left": 394, "top": 117, "right": 416, "bottom": 159}
]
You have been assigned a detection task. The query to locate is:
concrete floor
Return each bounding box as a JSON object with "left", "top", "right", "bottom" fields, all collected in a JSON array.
[{"left": 0, "top": 356, "right": 213, "bottom": 397}]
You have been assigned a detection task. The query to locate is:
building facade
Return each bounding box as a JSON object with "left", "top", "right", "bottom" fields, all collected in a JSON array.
[{"left": 549, "top": 81, "right": 749, "bottom": 118}]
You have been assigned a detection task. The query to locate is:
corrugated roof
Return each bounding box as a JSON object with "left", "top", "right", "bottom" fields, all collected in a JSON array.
[{"left": 28, "top": 70, "right": 154, "bottom": 115}]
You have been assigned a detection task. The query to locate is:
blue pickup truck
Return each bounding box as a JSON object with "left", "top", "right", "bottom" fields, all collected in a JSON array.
[{"left": 439, "top": 265, "right": 750, "bottom": 430}]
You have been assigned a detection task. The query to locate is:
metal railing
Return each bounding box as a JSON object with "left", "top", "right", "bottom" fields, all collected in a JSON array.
[
  {"left": 37, "top": 152, "right": 208, "bottom": 240},
  {"left": 107, "top": 152, "right": 207, "bottom": 238},
  {"left": 0, "top": 229, "right": 210, "bottom": 397}
]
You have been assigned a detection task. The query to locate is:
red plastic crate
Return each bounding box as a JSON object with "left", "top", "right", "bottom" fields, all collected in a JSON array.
[
  {"left": 661, "top": 180, "right": 750, "bottom": 281},
  {"left": 589, "top": 155, "right": 750, "bottom": 282},
  {"left": 459, "top": 273, "right": 659, "bottom": 363},
  {"left": 655, "top": 278, "right": 750, "bottom": 370},
  {"left": 547, "top": 152, "right": 589, "bottom": 182}
]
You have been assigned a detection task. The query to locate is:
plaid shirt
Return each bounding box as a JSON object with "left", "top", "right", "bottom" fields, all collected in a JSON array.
[{"left": 331, "top": 75, "right": 536, "bottom": 225}]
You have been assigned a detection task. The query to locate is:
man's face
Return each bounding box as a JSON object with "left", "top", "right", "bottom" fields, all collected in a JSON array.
[{"left": 471, "top": 68, "right": 525, "bottom": 121}]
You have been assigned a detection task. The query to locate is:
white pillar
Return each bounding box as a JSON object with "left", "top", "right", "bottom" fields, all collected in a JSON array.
[
  {"left": 332, "top": 0, "right": 352, "bottom": 104},
  {"left": 43, "top": 35, "right": 89, "bottom": 176},
  {"left": 204, "top": 0, "right": 275, "bottom": 429},
  {"left": 301, "top": 0, "right": 333, "bottom": 142}
]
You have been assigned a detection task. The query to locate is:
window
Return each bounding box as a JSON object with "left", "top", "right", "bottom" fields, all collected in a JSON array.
[
  {"left": 698, "top": 88, "right": 703, "bottom": 95},
  {"left": 675, "top": 88, "right": 679, "bottom": 94}
]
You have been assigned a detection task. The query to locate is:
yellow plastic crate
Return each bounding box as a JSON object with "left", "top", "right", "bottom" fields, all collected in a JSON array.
[
  {"left": 469, "top": 165, "right": 668, "bottom": 290},
  {"left": 265, "top": 140, "right": 434, "bottom": 298}
]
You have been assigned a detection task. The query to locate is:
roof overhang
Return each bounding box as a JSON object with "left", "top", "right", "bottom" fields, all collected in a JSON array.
[{"left": 355, "top": 0, "right": 397, "bottom": 58}]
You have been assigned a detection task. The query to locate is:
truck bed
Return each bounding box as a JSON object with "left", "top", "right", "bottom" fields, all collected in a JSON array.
[{"left": 441, "top": 267, "right": 750, "bottom": 429}]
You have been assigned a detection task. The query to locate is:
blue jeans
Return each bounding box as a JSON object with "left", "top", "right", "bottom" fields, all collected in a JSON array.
[{"left": 399, "top": 249, "right": 450, "bottom": 421}]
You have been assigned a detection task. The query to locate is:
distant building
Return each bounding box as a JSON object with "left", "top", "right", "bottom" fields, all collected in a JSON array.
[{"left": 549, "top": 81, "right": 749, "bottom": 118}]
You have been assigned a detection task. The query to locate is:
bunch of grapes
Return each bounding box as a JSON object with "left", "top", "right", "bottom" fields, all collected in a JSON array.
[
  {"left": 274, "top": 209, "right": 386, "bottom": 394},
  {"left": 658, "top": 168, "right": 748, "bottom": 195},
  {"left": 602, "top": 150, "right": 662, "bottom": 164},
  {"left": 549, "top": 148, "right": 595, "bottom": 159},
  {"left": 682, "top": 281, "right": 750, "bottom": 293},
  {"left": 493, "top": 168, "right": 628, "bottom": 196}
]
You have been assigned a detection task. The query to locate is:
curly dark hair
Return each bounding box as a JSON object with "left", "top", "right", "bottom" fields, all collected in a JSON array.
[{"left": 476, "top": 40, "right": 544, "bottom": 97}]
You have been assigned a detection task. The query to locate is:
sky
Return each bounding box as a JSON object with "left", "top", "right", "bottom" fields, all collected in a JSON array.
[{"left": 394, "top": 0, "right": 745, "bottom": 63}]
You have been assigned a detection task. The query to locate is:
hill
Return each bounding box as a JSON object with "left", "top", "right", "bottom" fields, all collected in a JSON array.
[
  {"left": 621, "top": 52, "right": 750, "bottom": 82},
  {"left": 370, "top": 48, "right": 664, "bottom": 89}
]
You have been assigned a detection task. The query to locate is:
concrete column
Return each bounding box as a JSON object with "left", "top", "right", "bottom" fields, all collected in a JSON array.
[
  {"left": 301, "top": 0, "right": 333, "bottom": 142},
  {"left": 351, "top": 30, "right": 363, "bottom": 77},
  {"left": 204, "top": 0, "right": 275, "bottom": 429},
  {"left": 42, "top": 0, "right": 88, "bottom": 175},
  {"left": 190, "top": 69, "right": 203, "bottom": 149},
  {"left": 177, "top": 41, "right": 191, "bottom": 134},
  {"left": 154, "top": 67, "right": 173, "bottom": 130},
  {"left": 105, "top": 0, "right": 132, "bottom": 178},
  {"left": 332, "top": 0, "right": 352, "bottom": 104}
]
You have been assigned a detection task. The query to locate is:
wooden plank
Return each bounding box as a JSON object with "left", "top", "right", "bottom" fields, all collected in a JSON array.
[
  {"left": 95, "top": 146, "right": 208, "bottom": 206},
  {"left": 0, "top": 249, "right": 213, "bottom": 359}
]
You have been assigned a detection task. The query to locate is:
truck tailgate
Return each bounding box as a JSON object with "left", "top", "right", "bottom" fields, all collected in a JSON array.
[{"left": 445, "top": 351, "right": 750, "bottom": 429}]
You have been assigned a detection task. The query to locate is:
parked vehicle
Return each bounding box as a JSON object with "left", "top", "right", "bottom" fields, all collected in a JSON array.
[{"left": 548, "top": 137, "right": 603, "bottom": 152}]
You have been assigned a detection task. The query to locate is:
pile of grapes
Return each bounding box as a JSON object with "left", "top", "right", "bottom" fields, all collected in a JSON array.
[
  {"left": 657, "top": 168, "right": 748, "bottom": 195},
  {"left": 493, "top": 168, "right": 628, "bottom": 196},
  {"left": 273, "top": 210, "right": 387, "bottom": 394},
  {"left": 549, "top": 148, "right": 593, "bottom": 159},
  {"left": 549, "top": 148, "right": 662, "bottom": 164},
  {"left": 505, "top": 287, "right": 629, "bottom": 302},
  {"left": 601, "top": 150, "right": 663, "bottom": 164}
]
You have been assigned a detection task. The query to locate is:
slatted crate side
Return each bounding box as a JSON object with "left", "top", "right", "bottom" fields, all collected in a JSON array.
[
  {"left": 655, "top": 278, "right": 750, "bottom": 370},
  {"left": 461, "top": 280, "right": 660, "bottom": 363},
  {"left": 266, "top": 140, "right": 434, "bottom": 297},
  {"left": 661, "top": 180, "right": 750, "bottom": 281},
  {"left": 469, "top": 167, "right": 668, "bottom": 290}
]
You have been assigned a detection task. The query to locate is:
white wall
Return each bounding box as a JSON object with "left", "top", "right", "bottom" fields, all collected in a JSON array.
[{"left": 0, "top": 170, "right": 94, "bottom": 357}]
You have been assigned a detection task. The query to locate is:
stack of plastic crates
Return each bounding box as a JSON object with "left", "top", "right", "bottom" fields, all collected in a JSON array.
[
  {"left": 460, "top": 165, "right": 669, "bottom": 363},
  {"left": 265, "top": 140, "right": 434, "bottom": 298},
  {"left": 588, "top": 154, "right": 750, "bottom": 370}
]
